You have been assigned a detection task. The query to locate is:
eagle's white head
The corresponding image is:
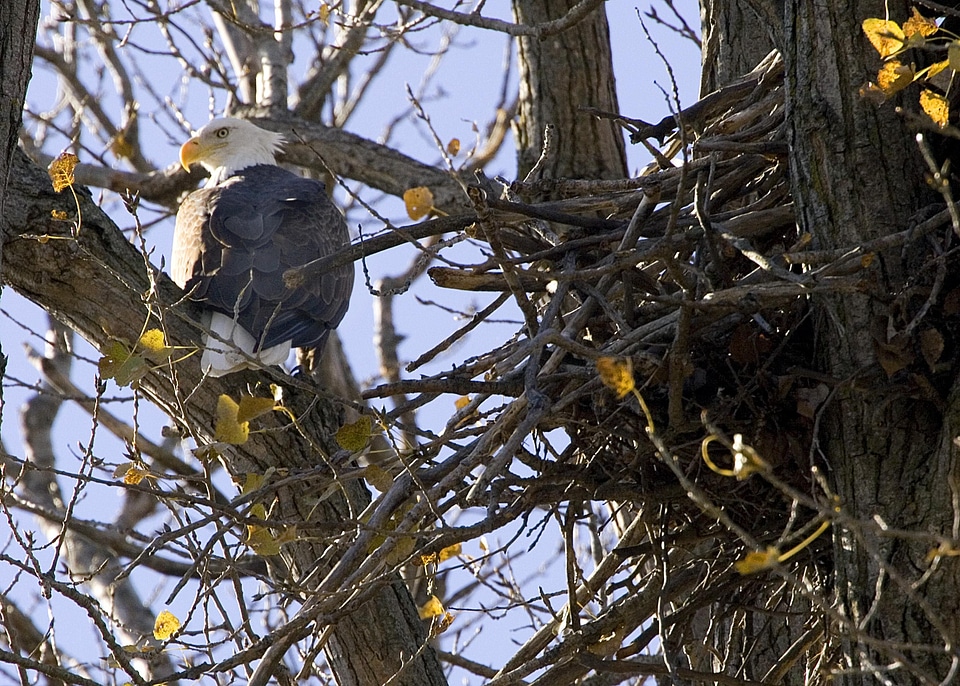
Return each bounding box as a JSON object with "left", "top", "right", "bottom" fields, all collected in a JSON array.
[{"left": 179, "top": 117, "right": 286, "bottom": 186}]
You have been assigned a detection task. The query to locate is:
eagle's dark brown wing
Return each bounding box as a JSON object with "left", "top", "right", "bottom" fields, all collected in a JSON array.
[{"left": 173, "top": 164, "right": 353, "bottom": 352}]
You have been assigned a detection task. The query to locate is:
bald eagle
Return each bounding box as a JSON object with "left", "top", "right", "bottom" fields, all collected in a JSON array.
[{"left": 173, "top": 117, "right": 353, "bottom": 377}]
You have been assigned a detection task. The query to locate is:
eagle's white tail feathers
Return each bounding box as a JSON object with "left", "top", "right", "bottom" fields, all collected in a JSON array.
[{"left": 200, "top": 311, "right": 291, "bottom": 377}]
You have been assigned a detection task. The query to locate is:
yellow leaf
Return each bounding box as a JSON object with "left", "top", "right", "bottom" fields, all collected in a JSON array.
[
  {"left": 438, "top": 542, "right": 461, "bottom": 562},
  {"left": 237, "top": 395, "right": 276, "bottom": 423},
  {"left": 99, "top": 341, "right": 150, "bottom": 387},
  {"left": 950, "top": 41, "right": 960, "bottom": 71},
  {"left": 930, "top": 60, "right": 951, "bottom": 82},
  {"left": 241, "top": 472, "right": 266, "bottom": 495},
  {"left": 587, "top": 625, "right": 627, "bottom": 657},
  {"left": 446, "top": 138, "right": 460, "bottom": 156},
  {"left": 246, "top": 524, "right": 281, "bottom": 556},
  {"left": 123, "top": 467, "right": 148, "bottom": 485},
  {"left": 928, "top": 542, "right": 960, "bottom": 562},
  {"left": 418, "top": 595, "right": 445, "bottom": 619},
  {"left": 403, "top": 186, "right": 435, "bottom": 221},
  {"left": 876, "top": 59, "right": 915, "bottom": 95},
  {"left": 417, "top": 542, "right": 461, "bottom": 567},
  {"left": 51, "top": 209, "right": 69, "bottom": 221},
  {"left": 336, "top": 415, "right": 372, "bottom": 452},
  {"left": 454, "top": 395, "right": 471, "bottom": 411},
  {"left": 137, "top": 328, "right": 175, "bottom": 362},
  {"left": 318, "top": 2, "right": 330, "bottom": 25},
  {"left": 921, "top": 89, "right": 950, "bottom": 128},
  {"left": 48, "top": 152, "right": 79, "bottom": 192},
  {"left": 110, "top": 133, "right": 135, "bottom": 160},
  {"left": 903, "top": 8, "right": 938, "bottom": 39},
  {"left": 153, "top": 610, "right": 180, "bottom": 640},
  {"left": 214, "top": 394, "right": 250, "bottom": 445},
  {"left": 735, "top": 546, "right": 780, "bottom": 575},
  {"left": 245, "top": 502, "right": 283, "bottom": 556},
  {"left": 862, "top": 18, "right": 905, "bottom": 58},
  {"left": 596, "top": 357, "right": 635, "bottom": 399},
  {"left": 385, "top": 535, "right": 416, "bottom": 567},
  {"left": 364, "top": 464, "right": 394, "bottom": 492},
  {"left": 430, "top": 611, "right": 455, "bottom": 637}
]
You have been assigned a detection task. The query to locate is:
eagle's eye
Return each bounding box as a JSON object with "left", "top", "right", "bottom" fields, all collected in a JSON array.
[{"left": 215, "top": 128, "right": 229, "bottom": 139}]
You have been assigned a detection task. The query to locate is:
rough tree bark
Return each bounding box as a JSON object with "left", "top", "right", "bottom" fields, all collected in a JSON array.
[
  {"left": 705, "top": 0, "right": 960, "bottom": 682},
  {"left": 511, "top": 0, "right": 627, "bottom": 182},
  {"left": 0, "top": 0, "right": 40, "bottom": 380},
  {"left": 785, "top": 1, "right": 960, "bottom": 681}
]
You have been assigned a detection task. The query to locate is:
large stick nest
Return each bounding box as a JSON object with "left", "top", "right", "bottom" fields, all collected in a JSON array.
[
  {"left": 357, "top": 49, "right": 958, "bottom": 677},
  {"left": 375, "top": 52, "right": 818, "bottom": 532}
]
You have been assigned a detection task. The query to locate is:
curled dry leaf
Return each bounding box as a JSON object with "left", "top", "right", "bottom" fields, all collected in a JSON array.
[
  {"left": 596, "top": 357, "right": 635, "bottom": 399},
  {"left": 153, "top": 610, "right": 181, "bottom": 640},
  {"left": 48, "top": 152, "right": 79, "bottom": 192},
  {"left": 403, "top": 186, "right": 435, "bottom": 220}
]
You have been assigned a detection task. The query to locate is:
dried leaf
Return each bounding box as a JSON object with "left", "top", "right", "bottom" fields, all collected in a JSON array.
[
  {"left": 153, "top": 610, "right": 180, "bottom": 640},
  {"left": 237, "top": 395, "right": 276, "bottom": 423},
  {"left": 796, "top": 383, "right": 829, "bottom": 420},
  {"left": 925, "top": 59, "right": 951, "bottom": 81},
  {"left": 735, "top": 546, "right": 780, "bottom": 575},
  {"left": 438, "top": 542, "right": 461, "bottom": 562},
  {"left": 51, "top": 210, "right": 69, "bottom": 221},
  {"left": 336, "top": 415, "right": 373, "bottom": 451},
  {"left": 418, "top": 542, "right": 462, "bottom": 566},
  {"left": 446, "top": 138, "right": 460, "bottom": 156},
  {"left": 430, "top": 612, "right": 455, "bottom": 636},
  {"left": 99, "top": 341, "right": 150, "bottom": 388},
  {"left": 874, "top": 334, "right": 915, "bottom": 377},
  {"left": 48, "top": 152, "right": 79, "bottom": 192},
  {"left": 418, "top": 595, "right": 445, "bottom": 619},
  {"left": 928, "top": 542, "right": 960, "bottom": 562},
  {"left": 596, "top": 357, "right": 635, "bottom": 399},
  {"left": 246, "top": 524, "right": 282, "bottom": 556},
  {"left": 950, "top": 40, "right": 960, "bottom": 71},
  {"left": 110, "top": 133, "right": 135, "bottom": 160},
  {"left": 123, "top": 467, "right": 148, "bottom": 485},
  {"left": 454, "top": 395, "right": 471, "bottom": 411},
  {"left": 137, "top": 328, "right": 174, "bottom": 362},
  {"left": 241, "top": 472, "right": 266, "bottom": 495},
  {"left": 385, "top": 535, "right": 417, "bottom": 566},
  {"left": 246, "top": 503, "right": 282, "bottom": 556},
  {"left": 862, "top": 18, "right": 905, "bottom": 58},
  {"left": 945, "top": 287, "right": 960, "bottom": 315},
  {"left": 920, "top": 328, "right": 944, "bottom": 370},
  {"left": 403, "top": 186, "right": 435, "bottom": 220},
  {"left": 903, "top": 8, "right": 938, "bottom": 39},
  {"left": 859, "top": 82, "right": 888, "bottom": 105},
  {"left": 215, "top": 394, "right": 250, "bottom": 445},
  {"left": 318, "top": 2, "right": 331, "bottom": 24},
  {"left": 364, "top": 464, "right": 394, "bottom": 492},
  {"left": 920, "top": 89, "right": 949, "bottom": 128},
  {"left": 876, "top": 60, "right": 915, "bottom": 95}
]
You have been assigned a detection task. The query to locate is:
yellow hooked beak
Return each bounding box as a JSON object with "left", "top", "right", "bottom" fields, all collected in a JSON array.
[{"left": 179, "top": 136, "right": 203, "bottom": 172}]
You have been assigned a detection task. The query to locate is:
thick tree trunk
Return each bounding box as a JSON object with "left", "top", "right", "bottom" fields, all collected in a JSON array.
[
  {"left": 704, "top": 0, "right": 960, "bottom": 682},
  {"left": 699, "top": 0, "right": 776, "bottom": 94},
  {"left": 0, "top": 0, "right": 40, "bottom": 375},
  {"left": 511, "top": 0, "right": 626, "bottom": 182},
  {"left": 784, "top": 1, "right": 960, "bottom": 682}
]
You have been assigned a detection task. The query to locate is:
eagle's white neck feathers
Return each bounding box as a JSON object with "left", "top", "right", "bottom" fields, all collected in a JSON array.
[{"left": 190, "top": 118, "right": 285, "bottom": 186}]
